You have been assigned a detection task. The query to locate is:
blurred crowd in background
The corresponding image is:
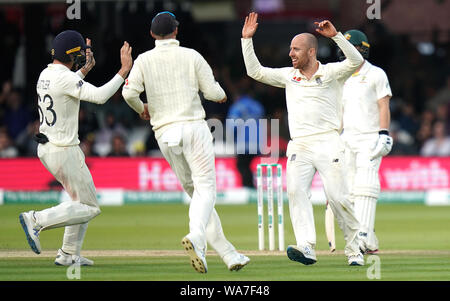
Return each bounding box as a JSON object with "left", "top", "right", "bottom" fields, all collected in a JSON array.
[{"left": 0, "top": 0, "right": 449, "bottom": 160}]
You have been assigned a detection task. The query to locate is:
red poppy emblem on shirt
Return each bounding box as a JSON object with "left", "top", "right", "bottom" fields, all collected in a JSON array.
[
  {"left": 292, "top": 76, "right": 301, "bottom": 82},
  {"left": 125, "top": 79, "right": 129, "bottom": 86}
]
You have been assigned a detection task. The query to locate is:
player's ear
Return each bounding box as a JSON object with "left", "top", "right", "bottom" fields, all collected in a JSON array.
[
  {"left": 150, "top": 30, "right": 156, "bottom": 39},
  {"left": 174, "top": 27, "right": 178, "bottom": 36}
]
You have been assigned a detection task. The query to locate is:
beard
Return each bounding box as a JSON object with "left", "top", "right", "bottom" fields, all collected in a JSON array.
[{"left": 292, "top": 56, "right": 310, "bottom": 70}]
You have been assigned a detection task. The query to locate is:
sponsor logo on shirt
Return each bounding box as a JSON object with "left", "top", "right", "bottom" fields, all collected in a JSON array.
[
  {"left": 316, "top": 77, "right": 322, "bottom": 85},
  {"left": 76, "top": 80, "right": 84, "bottom": 88}
]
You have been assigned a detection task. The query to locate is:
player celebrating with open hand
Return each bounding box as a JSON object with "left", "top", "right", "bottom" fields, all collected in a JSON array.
[
  {"left": 242, "top": 12, "right": 365, "bottom": 266},
  {"left": 19, "top": 30, "right": 132, "bottom": 266}
]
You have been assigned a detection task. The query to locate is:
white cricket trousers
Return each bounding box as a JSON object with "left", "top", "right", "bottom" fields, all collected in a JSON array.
[
  {"left": 157, "top": 120, "right": 237, "bottom": 257},
  {"left": 342, "top": 132, "right": 382, "bottom": 250},
  {"left": 286, "top": 130, "right": 361, "bottom": 256},
  {"left": 34, "top": 143, "right": 101, "bottom": 255}
]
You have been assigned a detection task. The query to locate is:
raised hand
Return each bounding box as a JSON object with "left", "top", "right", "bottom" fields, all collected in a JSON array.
[
  {"left": 120, "top": 41, "right": 133, "bottom": 71},
  {"left": 242, "top": 12, "right": 259, "bottom": 38},
  {"left": 314, "top": 20, "right": 338, "bottom": 38},
  {"left": 80, "top": 38, "right": 96, "bottom": 75},
  {"left": 118, "top": 41, "right": 133, "bottom": 79}
]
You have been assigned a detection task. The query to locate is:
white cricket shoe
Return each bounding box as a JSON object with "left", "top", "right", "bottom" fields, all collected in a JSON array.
[
  {"left": 181, "top": 235, "right": 208, "bottom": 273},
  {"left": 223, "top": 252, "right": 250, "bottom": 271},
  {"left": 286, "top": 245, "right": 317, "bottom": 265},
  {"left": 19, "top": 211, "right": 41, "bottom": 254},
  {"left": 348, "top": 253, "right": 365, "bottom": 266},
  {"left": 54, "top": 249, "right": 94, "bottom": 266}
]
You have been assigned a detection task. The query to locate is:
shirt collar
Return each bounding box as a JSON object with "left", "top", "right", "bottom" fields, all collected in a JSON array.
[
  {"left": 314, "top": 62, "right": 325, "bottom": 77},
  {"left": 155, "top": 39, "right": 180, "bottom": 47},
  {"left": 48, "top": 63, "right": 70, "bottom": 71},
  {"left": 297, "top": 61, "right": 325, "bottom": 80}
]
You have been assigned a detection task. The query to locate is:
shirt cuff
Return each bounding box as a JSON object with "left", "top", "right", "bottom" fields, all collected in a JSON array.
[
  {"left": 331, "top": 32, "right": 345, "bottom": 42},
  {"left": 75, "top": 70, "right": 85, "bottom": 80}
]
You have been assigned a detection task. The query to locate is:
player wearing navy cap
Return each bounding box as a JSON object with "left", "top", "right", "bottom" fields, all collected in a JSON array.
[
  {"left": 19, "top": 30, "right": 133, "bottom": 266},
  {"left": 123, "top": 11, "right": 250, "bottom": 273}
]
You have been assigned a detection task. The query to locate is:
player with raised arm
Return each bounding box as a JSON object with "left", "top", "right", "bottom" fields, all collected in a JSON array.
[
  {"left": 19, "top": 30, "right": 132, "bottom": 266},
  {"left": 325, "top": 30, "right": 393, "bottom": 254},
  {"left": 241, "top": 12, "right": 365, "bottom": 266},
  {"left": 122, "top": 11, "right": 250, "bottom": 273}
]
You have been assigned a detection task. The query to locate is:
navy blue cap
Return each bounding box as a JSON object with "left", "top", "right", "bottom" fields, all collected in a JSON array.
[
  {"left": 151, "top": 11, "right": 179, "bottom": 36},
  {"left": 51, "top": 30, "right": 89, "bottom": 62}
]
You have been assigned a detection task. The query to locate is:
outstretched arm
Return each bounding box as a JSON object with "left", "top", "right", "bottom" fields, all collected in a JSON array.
[
  {"left": 315, "top": 20, "right": 363, "bottom": 79},
  {"left": 241, "top": 12, "right": 287, "bottom": 88},
  {"left": 70, "top": 42, "right": 133, "bottom": 104}
]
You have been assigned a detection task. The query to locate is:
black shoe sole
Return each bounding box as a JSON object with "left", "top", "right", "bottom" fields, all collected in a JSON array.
[{"left": 287, "top": 246, "right": 316, "bottom": 265}]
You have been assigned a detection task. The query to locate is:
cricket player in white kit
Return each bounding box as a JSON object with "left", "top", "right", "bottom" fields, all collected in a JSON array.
[
  {"left": 122, "top": 11, "right": 250, "bottom": 273},
  {"left": 242, "top": 13, "right": 365, "bottom": 265},
  {"left": 339, "top": 30, "right": 393, "bottom": 253},
  {"left": 19, "top": 30, "right": 133, "bottom": 266}
]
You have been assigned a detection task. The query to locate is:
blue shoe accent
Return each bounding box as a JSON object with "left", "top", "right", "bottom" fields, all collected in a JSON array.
[
  {"left": 287, "top": 246, "right": 316, "bottom": 265},
  {"left": 19, "top": 214, "right": 40, "bottom": 254}
]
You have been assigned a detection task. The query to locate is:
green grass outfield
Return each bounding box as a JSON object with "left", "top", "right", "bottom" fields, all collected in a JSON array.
[{"left": 1, "top": 204, "right": 449, "bottom": 281}]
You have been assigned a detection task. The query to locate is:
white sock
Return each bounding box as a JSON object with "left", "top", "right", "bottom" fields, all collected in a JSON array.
[
  {"left": 206, "top": 209, "right": 236, "bottom": 258},
  {"left": 62, "top": 222, "right": 89, "bottom": 256}
]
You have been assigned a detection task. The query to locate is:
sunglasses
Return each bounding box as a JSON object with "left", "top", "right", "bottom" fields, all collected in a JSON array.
[{"left": 152, "top": 11, "right": 176, "bottom": 22}]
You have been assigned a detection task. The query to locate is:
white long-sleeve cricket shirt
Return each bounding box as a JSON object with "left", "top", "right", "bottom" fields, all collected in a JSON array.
[
  {"left": 241, "top": 32, "right": 364, "bottom": 139},
  {"left": 122, "top": 39, "right": 226, "bottom": 139},
  {"left": 36, "top": 63, "right": 124, "bottom": 146}
]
